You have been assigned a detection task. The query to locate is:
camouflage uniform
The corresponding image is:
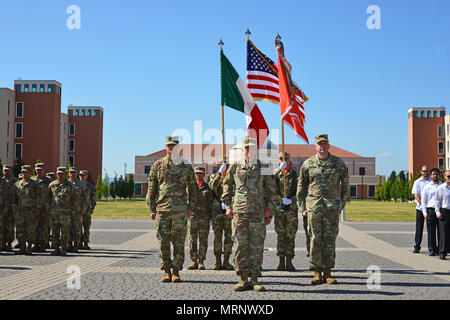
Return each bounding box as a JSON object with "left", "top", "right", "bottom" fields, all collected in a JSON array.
[
  {"left": 81, "top": 174, "right": 96, "bottom": 248},
  {"left": 48, "top": 168, "right": 77, "bottom": 254},
  {"left": 146, "top": 150, "right": 197, "bottom": 273},
  {"left": 1, "top": 168, "right": 17, "bottom": 250},
  {"left": 297, "top": 139, "right": 350, "bottom": 271},
  {"left": 68, "top": 170, "right": 89, "bottom": 250},
  {"left": 208, "top": 171, "right": 233, "bottom": 263},
  {"left": 31, "top": 164, "right": 52, "bottom": 251},
  {"left": 14, "top": 167, "right": 41, "bottom": 251},
  {"left": 188, "top": 168, "right": 213, "bottom": 265}
]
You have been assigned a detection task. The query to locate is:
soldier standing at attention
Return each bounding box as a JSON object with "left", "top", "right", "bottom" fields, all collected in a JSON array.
[
  {"left": 48, "top": 167, "right": 77, "bottom": 256},
  {"left": 1, "top": 165, "right": 17, "bottom": 252},
  {"left": 31, "top": 163, "right": 51, "bottom": 252},
  {"left": 208, "top": 157, "right": 234, "bottom": 271},
  {"left": 274, "top": 152, "right": 300, "bottom": 271},
  {"left": 79, "top": 170, "right": 96, "bottom": 250},
  {"left": 297, "top": 134, "right": 350, "bottom": 285},
  {"left": 187, "top": 167, "right": 214, "bottom": 270},
  {"left": 146, "top": 136, "right": 197, "bottom": 283},
  {"left": 68, "top": 167, "right": 88, "bottom": 253},
  {"left": 411, "top": 165, "right": 431, "bottom": 253},
  {"left": 14, "top": 165, "right": 40, "bottom": 255},
  {"left": 222, "top": 137, "right": 277, "bottom": 292}
]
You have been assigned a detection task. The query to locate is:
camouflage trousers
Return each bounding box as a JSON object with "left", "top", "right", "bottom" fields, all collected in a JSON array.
[
  {"left": 303, "top": 215, "right": 311, "bottom": 253},
  {"left": 156, "top": 211, "right": 188, "bottom": 271},
  {"left": 15, "top": 209, "right": 38, "bottom": 244},
  {"left": 81, "top": 212, "right": 92, "bottom": 243},
  {"left": 69, "top": 212, "right": 82, "bottom": 244},
  {"left": 307, "top": 207, "right": 340, "bottom": 269},
  {"left": 274, "top": 209, "right": 299, "bottom": 257},
  {"left": 211, "top": 213, "right": 232, "bottom": 256},
  {"left": 188, "top": 215, "right": 210, "bottom": 261},
  {"left": 35, "top": 208, "right": 50, "bottom": 247},
  {"left": 232, "top": 212, "right": 265, "bottom": 276},
  {"left": 0, "top": 209, "right": 15, "bottom": 244},
  {"left": 51, "top": 210, "right": 72, "bottom": 249}
]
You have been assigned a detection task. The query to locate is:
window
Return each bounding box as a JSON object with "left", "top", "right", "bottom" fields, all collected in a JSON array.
[
  {"left": 24, "top": 84, "right": 29, "bottom": 92},
  {"left": 32, "top": 84, "right": 37, "bottom": 92},
  {"left": 48, "top": 84, "right": 53, "bottom": 92},
  {"left": 7, "top": 121, "right": 9, "bottom": 137},
  {"left": 16, "top": 102, "right": 23, "bottom": 118},
  {"left": 438, "top": 141, "right": 444, "bottom": 154},
  {"left": 68, "top": 155, "right": 74, "bottom": 167},
  {"left": 69, "top": 109, "right": 73, "bottom": 116},
  {"left": 75, "top": 109, "right": 79, "bottom": 116},
  {"left": 8, "top": 100, "right": 10, "bottom": 114},
  {"left": 40, "top": 84, "right": 45, "bottom": 92},
  {"left": 88, "top": 109, "right": 92, "bottom": 116},
  {"left": 81, "top": 109, "right": 85, "bottom": 116},
  {"left": 135, "top": 183, "right": 142, "bottom": 196},
  {"left": 438, "top": 125, "right": 444, "bottom": 138},
  {"left": 14, "top": 143, "right": 22, "bottom": 159},
  {"left": 350, "top": 185, "right": 357, "bottom": 197},
  {"left": 439, "top": 158, "right": 444, "bottom": 171},
  {"left": 414, "top": 111, "right": 419, "bottom": 118},
  {"left": 69, "top": 139, "right": 75, "bottom": 152},
  {"left": 6, "top": 142, "right": 9, "bottom": 158},
  {"left": 421, "top": 111, "right": 425, "bottom": 117},
  {"left": 434, "top": 111, "right": 438, "bottom": 118},
  {"left": 441, "top": 111, "right": 445, "bottom": 117},
  {"left": 427, "top": 111, "right": 431, "bottom": 117},
  {"left": 69, "top": 123, "right": 75, "bottom": 136},
  {"left": 144, "top": 166, "right": 151, "bottom": 174},
  {"left": 16, "top": 84, "right": 21, "bottom": 92},
  {"left": 94, "top": 110, "right": 98, "bottom": 116},
  {"left": 15, "top": 123, "right": 23, "bottom": 139},
  {"left": 369, "top": 185, "right": 376, "bottom": 198}
]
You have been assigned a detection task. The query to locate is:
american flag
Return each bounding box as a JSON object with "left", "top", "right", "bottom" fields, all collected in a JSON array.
[{"left": 246, "top": 39, "right": 308, "bottom": 120}]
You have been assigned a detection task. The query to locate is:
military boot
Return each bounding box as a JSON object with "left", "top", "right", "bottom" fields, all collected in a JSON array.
[
  {"left": 249, "top": 273, "right": 265, "bottom": 292},
  {"left": 187, "top": 260, "right": 198, "bottom": 270},
  {"left": 67, "top": 243, "right": 74, "bottom": 253},
  {"left": 73, "top": 242, "right": 79, "bottom": 253},
  {"left": 222, "top": 254, "right": 234, "bottom": 270},
  {"left": 323, "top": 267, "right": 337, "bottom": 284},
  {"left": 212, "top": 254, "right": 222, "bottom": 270},
  {"left": 311, "top": 267, "right": 323, "bottom": 285},
  {"left": 51, "top": 247, "right": 61, "bottom": 256},
  {"left": 39, "top": 243, "right": 47, "bottom": 253},
  {"left": 198, "top": 260, "right": 206, "bottom": 270},
  {"left": 14, "top": 243, "right": 21, "bottom": 249},
  {"left": 15, "top": 243, "right": 26, "bottom": 255},
  {"left": 32, "top": 244, "right": 40, "bottom": 252},
  {"left": 84, "top": 242, "right": 91, "bottom": 250},
  {"left": 5, "top": 242, "right": 13, "bottom": 252},
  {"left": 60, "top": 247, "right": 67, "bottom": 256},
  {"left": 285, "top": 256, "right": 296, "bottom": 271},
  {"left": 172, "top": 268, "right": 181, "bottom": 283},
  {"left": 233, "top": 273, "right": 250, "bottom": 291},
  {"left": 277, "top": 256, "right": 286, "bottom": 271},
  {"left": 0, "top": 242, "right": 6, "bottom": 251},
  {"left": 161, "top": 268, "right": 172, "bottom": 283},
  {"left": 25, "top": 242, "right": 33, "bottom": 255}
]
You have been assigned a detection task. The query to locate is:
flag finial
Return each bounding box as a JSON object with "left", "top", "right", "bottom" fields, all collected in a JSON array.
[
  {"left": 275, "top": 33, "right": 284, "bottom": 54},
  {"left": 245, "top": 28, "right": 251, "bottom": 39},
  {"left": 218, "top": 38, "right": 224, "bottom": 50}
]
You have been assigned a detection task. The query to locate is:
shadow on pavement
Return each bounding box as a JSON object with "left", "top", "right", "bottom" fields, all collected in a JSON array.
[{"left": 0, "top": 266, "right": 31, "bottom": 271}]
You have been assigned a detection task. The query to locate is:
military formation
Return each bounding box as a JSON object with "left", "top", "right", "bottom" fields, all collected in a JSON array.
[
  {"left": 146, "top": 134, "right": 350, "bottom": 291},
  {"left": 0, "top": 163, "right": 97, "bottom": 256}
]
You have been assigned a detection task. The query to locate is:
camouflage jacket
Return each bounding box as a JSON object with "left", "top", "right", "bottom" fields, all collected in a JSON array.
[
  {"left": 14, "top": 179, "right": 41, "bottom": 211},
  {"left": 84, "top": 181, "right": 97, "bottom": 212},
  {"left": 297, "top": 153, "right": 350, "bottom": 213},
  {"left": 0, "top": 178, "right": 4, "bottom": 210},
  {"left": 48, "top": 180, "right": 77, "bottom": 213},
  {"left": 274, "top": 168, "right": 297, "bottom": 212},
  {"left": 69, "top": 179, "right": 89, "bottom": 213},
  {"left": 31, "top": 175, "right": 51, "bottom": 212},
  {"left": 146, "top": 156, "right": 197, "bottom": 214},
  {"left": 208, "top": 172, "right": 226, "bottom": 215},
  {"left": 2, "top": 177, "right": 18, "bottom": 211},
  {"left": 193, "top": 182, "right": 214, "bottom": 218},
  {"left": 221, "top": 159, "right": 277, "bottom": 215}
]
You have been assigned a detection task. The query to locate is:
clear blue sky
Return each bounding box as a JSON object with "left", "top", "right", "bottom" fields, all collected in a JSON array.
[{"left": 1, "top": 0, "right": 449, "bottom": 177}]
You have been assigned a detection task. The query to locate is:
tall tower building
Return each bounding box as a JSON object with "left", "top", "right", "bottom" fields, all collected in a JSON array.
[
  {"left": 67, "top": 106, "right": 103, "bottom": 181},
  {"left": 0, "top": 88, "right": 16, "bottom": 165},
  {"left": 408, "top": 107, "right": 446, "bottom": 177}
]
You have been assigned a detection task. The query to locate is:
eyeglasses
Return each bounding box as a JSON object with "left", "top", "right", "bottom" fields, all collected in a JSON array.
[
  {"left": 447, "top": 176, "right": 450, "bottom": 178},
  {"left": 422, "top": 170, "right": 429, "bottom": 173}
]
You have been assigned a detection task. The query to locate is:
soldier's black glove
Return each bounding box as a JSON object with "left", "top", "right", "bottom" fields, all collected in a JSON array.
[
  {"left": 282, "top": 204, "right": 291, "bottom": 211},
  {"left": 221, "top": 209, "right": 226, "bottom": 214}
]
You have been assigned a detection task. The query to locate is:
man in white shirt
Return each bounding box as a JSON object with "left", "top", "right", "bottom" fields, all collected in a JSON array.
[
  {"left": 421, "top": 168, "right": 442, "bottom": 256},
  {"left": 434, "top": 170, "right": 450, "bottom": 260},
  {"left": 411, "top": 165, "right": 431, "bottom": 253}
]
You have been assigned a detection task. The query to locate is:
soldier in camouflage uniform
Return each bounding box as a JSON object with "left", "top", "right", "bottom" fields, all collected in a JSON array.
[
  {"left": 14, "top": 165, "right": 41, "bottom": 255},
  {"left": 68, "top": 167, "right": 89, "bottom": 253},
  {"left": 187, "top": 167, "right": 213, "bottom": 270},
  {"left": 146, "top": 136, "right": 197, "bottom": 283},
  {"left": 80, "top": 170, "right": 96, "bottom": 250},
  {"left": 31, "top": 163, "right": 51, "bottom": 252},
  {"left": 48, "top": 167, "right": 77, "bottom": 256},
  {"left": 46, "top": 172, "right": 56, "bottom": 249},
  {"left": 1, "top": 165, "right": 17, "bottom": 252},
  {"left": 222, "top": 138, "right": 278, "bottom": 292},
  {"left": 297, "top": 134, "right": 350, "bottom": 285},
  {"left": 274, "top": 152, "right": 299, "bottom": 271},
  {"left": 208, "top": 157, "right": 234, "bottom": 271}
]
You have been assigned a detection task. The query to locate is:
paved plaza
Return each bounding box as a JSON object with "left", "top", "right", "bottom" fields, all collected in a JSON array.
[{"left": 0, "top": 219, "right": 449, "bottom": 300}]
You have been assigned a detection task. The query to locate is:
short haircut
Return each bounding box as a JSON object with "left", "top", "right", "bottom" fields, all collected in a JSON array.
[{"left": 430, "top": 168, "right": 440, "bottom": 176}]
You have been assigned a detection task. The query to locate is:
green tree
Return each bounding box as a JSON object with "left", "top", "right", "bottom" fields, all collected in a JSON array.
[
  {"left": 375, "top": 183, "right": 384, "bottom": 201},
  {"left": 13, "top": 158, "right": 24, "bottom": 178},
  {"left": 101, "top": 173, "right": 110, "bottom": 199},
  {"left": 388, "top": 171, "right": 396, "bottom": 183},
  {"left": 383, "top": 179, "right": 392, "bottom": 201},
  {"left": 127, "top": 174, "right": 135, "bottom": 199},
  {"left": 96, "top": 175, "right": 102, "bottom": 199}
]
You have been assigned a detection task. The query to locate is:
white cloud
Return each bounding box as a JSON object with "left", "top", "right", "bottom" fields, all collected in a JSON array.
[{"left": 378, "top": 152, "right": 393, "bottom": 158}]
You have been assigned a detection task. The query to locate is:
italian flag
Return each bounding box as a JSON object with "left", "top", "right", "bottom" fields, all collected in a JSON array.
[{"left": 221, "top": 50, "right": 269, "bottom": 149}]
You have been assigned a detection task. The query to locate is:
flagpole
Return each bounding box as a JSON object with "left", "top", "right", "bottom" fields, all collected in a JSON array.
[
  {"left": 219, "top": 39, "right": 226, "bottom": 164},
  {"left": 282, "top": 119, "right": 287, "bottom": 198}
]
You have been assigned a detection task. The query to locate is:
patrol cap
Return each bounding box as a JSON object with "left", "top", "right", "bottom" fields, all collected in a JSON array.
[
  {"left": 278, "top": 152, "right": 290, "bottom": 160},
  {"left": 165, "top": 136, "right": 179, "bottom": 145},
  {"left": 216, "top": 156, "right": 228, "bottom": 164},
  {"left": 21, "top": 165, "right": 33, "bottom": 173},
  {"left": 69, "top": 167, "right": 78, "bottom": 173},
  {"left": 46, "top": 172, "right": 55, "bottom": 178},
  {"left": 56, "top": 167, "right": 67, "bottom": 174},
  {"left": 194, "top": 166, "right": 206, "bottom": 174},
  {"left": 242, "top": 137, "right": 257, "bottom": 147},
  {"left": 2, "top": 165, "right": 12, "bottom": 171},
  {"left": 79, "top": 170, "right": 88, "bottom": 176},
  {"left": 35, "top": 163, "right": 45, "bottom": 170},
  {"left": 315, "top": 134, "right": 329, "bottom": 144}
]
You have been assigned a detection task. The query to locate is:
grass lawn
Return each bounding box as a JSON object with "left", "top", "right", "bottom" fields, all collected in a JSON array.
[{"left": 93, "top": 199, "right": 417, "bottom": 222}]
